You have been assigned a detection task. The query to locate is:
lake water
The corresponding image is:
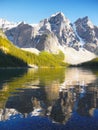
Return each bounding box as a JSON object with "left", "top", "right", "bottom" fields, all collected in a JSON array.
[{"left": 0, "top": 67, "right": 98, "bottom": 130}]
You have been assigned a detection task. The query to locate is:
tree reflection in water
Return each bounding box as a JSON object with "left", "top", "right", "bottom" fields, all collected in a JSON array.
[
  {"left": 0, "top": 82, "right": 98, "bottom": 125},
  {"left": 0, "top": 67, "right": 98, "bottom": 127},
  {"left": 3, "top": 86, "right": 76, "bottom": 124}
]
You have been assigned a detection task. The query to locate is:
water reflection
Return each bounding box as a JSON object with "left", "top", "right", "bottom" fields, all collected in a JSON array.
[
  {"left": 0, "top": 68, "right": 27, "bottom": 89},
  {"left": 0, "top": 67, "right": 98, "bottom": 127},
  {"left": 64, "top": 67, "right": 96, "bottom": 85},
  {"left": 6, "top": 88, "right": 46, "bottom": 116}
]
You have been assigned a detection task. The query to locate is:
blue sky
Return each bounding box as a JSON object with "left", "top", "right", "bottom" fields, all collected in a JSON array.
[{"left": 0, "top": 0, "right": 98, "bottom": 25}]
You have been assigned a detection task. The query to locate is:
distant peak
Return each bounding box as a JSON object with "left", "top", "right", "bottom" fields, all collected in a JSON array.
[
  {"left": 82, "top": 16, "right": 90, "bottom": 24},
  {"left": 51, "top": 12, "right": 65, "bottom": 18},
  {"left": 19, "top": 21, "right": 26, "bottom": 25},
  {"left": 55, "top": 12, "right": 64, "bottom": 16},
  {"left": 17, "top": 21, "right": 30, "bottom": 27},
  {"left": 75, "top": 16, "right": 94, "bottom": 28},
  {"left": 49, "top": 12, "right": 70, "bottom": 24},
  {"left": 83, "top": 16, "right": 89, "bottom": 20},
  {"left": 0, "top": 18, "right": 16, "bottom": 25},
  {"left": 76, "top": 16, "right": 92, "bottom": 23}
]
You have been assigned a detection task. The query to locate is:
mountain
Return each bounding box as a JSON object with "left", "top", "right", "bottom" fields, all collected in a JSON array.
[
  {"left": 3, "top": 12, "right": 98, "bottom": 53},
  {"left": 0, "top": 30, "right": 66, "bottom": 67},
  {"left": 0, "top": 12, "right": 98, "bottom": 65},
  {"left": 0, "top": 18, "right": 18, "bottom": 31},
  {"left": 75, "top": 16, "right": 98, "bottom": 52},
  {"left": 0, "top": 31, "right": 28, "bottom": 67},
  {"left": 4, "top": 12, "right": 81, "bottom": 52}
]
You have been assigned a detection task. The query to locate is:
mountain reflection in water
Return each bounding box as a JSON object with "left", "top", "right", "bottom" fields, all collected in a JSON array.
[{"left": 0, "top": 67, "right": 98, "bottom": 130}]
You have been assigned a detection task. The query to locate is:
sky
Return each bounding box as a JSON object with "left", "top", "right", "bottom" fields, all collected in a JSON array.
[{"left": 0, "top": 0, "right": 98, "bottom": 25}]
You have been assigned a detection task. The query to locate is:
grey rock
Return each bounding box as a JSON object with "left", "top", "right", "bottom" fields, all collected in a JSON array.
[
  {"left": 33, "top": 33, "right": 59, "bottom": 52},
  {"left": 75, "top": 16, "right": 98, "bottom": 52},
  {"left": 4, "top": 12, "right": 80, "bottom": 52},
  {"left": 49, "top": 12, "right": 79, "bottom": 47},
  {"left": 5, "top": 22, "right": 33, "bottom": 47},
  {"left": 0, "top": 12, "right": 98, "bottom": 53}
]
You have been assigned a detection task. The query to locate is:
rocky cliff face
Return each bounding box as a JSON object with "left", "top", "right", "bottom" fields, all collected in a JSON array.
[
  {"left": 0, "top": 12, "right": 98, "bottom": 54},
  {"left": 48, "top": 12, "right": 79, "bottom": 47},
  {"left": 4, "top": 12, "right": 81, "bottom": 52},
  {"left": 75, "top": 16, "right": 98, "bottom": 52},
  {"left": 5, "top": 22, "right": 33, "bottom": 47}
]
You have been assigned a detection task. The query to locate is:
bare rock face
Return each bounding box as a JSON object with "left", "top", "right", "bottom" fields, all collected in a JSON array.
[
  {"left": 5, "top": 19, "right": 60, "bottom": 52},
  {"left": 94, "top": 26, "right": 98, "bottom": 39},
  {"left": 4, "top": 12, "right": 80, "bottom": 52},
  {"left": 33, "top": 33, "right": 59, "bottom": 53},
  {"left": 0, "top": 12, "right": 97, "bottom": 53},
  {"left": 75, "top": 16, "right": 98, "bottom": 52},
  {"left": 5, "top": 22, "right": 33, "bottom": 47},
  {"left": 48, "top": 12, "right": 79, "bottom": 47}
]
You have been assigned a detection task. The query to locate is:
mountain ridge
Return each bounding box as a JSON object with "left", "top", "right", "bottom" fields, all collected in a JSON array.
[
  {"left": 0, "top": 12, "right": 98, "bottom": 65},
  {"left": 3, "top": 12, "right": 97, "bottom": 50}
]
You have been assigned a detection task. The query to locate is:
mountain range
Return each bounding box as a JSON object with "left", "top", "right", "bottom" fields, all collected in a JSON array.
[{"left": 0, "top": 12, "right": 98, "bottom": 65}]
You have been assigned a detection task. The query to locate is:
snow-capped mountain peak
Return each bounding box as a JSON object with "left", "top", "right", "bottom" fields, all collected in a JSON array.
[
  {"left": 0, "top": 12, "right": 98, "bottom": 54},
  {"left": 50, "top": 12, "right": 65, "bottom": 18},
  {"left": 49, "top": 12, "right": 70, "bottom": 24},
  {"left": 0, "top": 18, "right": 19, "bottom": 31},
  {"left": 83, "top": 16, "right": 94, "bottom": 28},
  {"left": 75, "top": 16, "right": 94, "bottom": 29}
]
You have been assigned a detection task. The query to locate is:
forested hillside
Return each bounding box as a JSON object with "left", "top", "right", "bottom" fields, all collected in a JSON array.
[{"left": 0, "top": 32, "right": 66, "bottom": 67}]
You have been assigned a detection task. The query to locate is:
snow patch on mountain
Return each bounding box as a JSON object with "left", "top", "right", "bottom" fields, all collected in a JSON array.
[
  {"left": 87, "top": 19, "right": 94, "bottom": 29},
  {"left": 72, "top": 23, "right": 85, "bottom": 46},
  {"left": 63, "top": 47, "right": 96, "bottom": 65}
]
